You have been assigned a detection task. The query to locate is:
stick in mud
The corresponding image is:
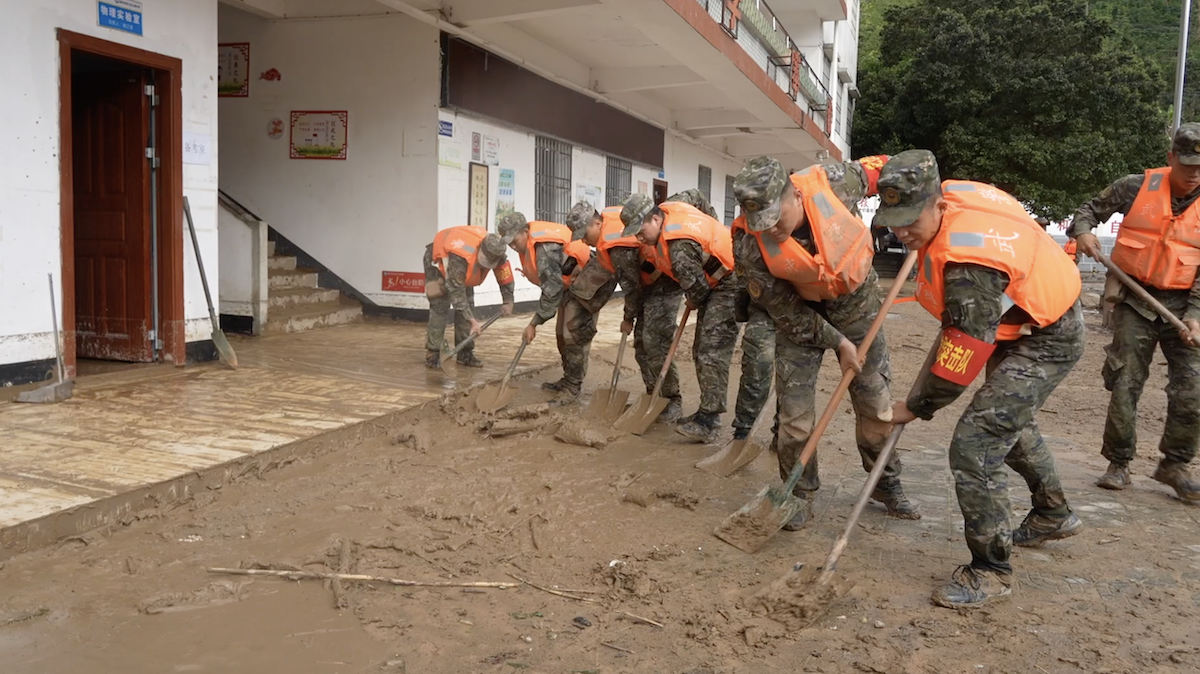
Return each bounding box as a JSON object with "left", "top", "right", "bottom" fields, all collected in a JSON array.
[
  {"left": 600, "top": 642, "right": 635, "bottom": 654},
  {"left": 507, "top": 572, "right": 599, "bottom": 603},
  {"left": 616, "top": 610, "right": 664, "bottom": 628},
  {"left": 207, "top": 567, "right": 518, "bottom": 588}
]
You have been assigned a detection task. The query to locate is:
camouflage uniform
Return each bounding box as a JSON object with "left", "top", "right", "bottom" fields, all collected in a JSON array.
[
  {"left": 1070, "top": 131, "right": 1200, "bottom": 486},
  {"left": 498, "top": 212, "right": 565, "bottom": 328},
  {"left": 732, "top": 157, "right": 908, "bottom": 516},
  {"left": 877, "top": 150, "right": 1083, "bottom": 607},
  {"left": 550, "top": 203, "right": 619, "bottom": 395},
  {"left": 423, "top": 237, "right": 514, "bottom": 364}
]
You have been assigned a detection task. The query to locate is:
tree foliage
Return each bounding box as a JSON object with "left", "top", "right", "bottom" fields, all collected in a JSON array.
[{"left": 853, "top": 0, "right": 1168, "bottom": 219}]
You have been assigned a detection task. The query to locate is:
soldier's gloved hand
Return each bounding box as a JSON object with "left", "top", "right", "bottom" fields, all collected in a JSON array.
[
  {"left": 501, "top": 301, "right": 514, "bottom": 317},
  {"left": 469, "top": 318, "right": 484, "bottom": 336},
  {"left": 891, "top": 401, "right": 918, "bottom": 425},
  {"left": 835, "top": 338, "right": 862, "bottom": 376},
  {"left": 1182, "top": 319, "right": 1200, "bottom": 347},
  {"left": 1075, "top": 233, "right": 1101, "bottom": 260},
  {"left": 620, "top": 320, "right": 634, "bottom": 335}
]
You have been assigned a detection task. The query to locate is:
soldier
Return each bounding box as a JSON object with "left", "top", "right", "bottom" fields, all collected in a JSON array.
[
  {"left": 880, "top": 150, "right": 1084, "bottom": 608},
  {"left": 496, "top": 212, "right": 588, "bottom": 346},
  {"left": 423, "top": 225, "right": 514, "bottom": 369},
  {"left": 621, "top": 193, "right": 738, "bottom": 441},
  {"left": 1071, "top": 123, "right": 1200, "bottom": 501},
  {"left": 731, "top": 154, "right": 918, "bottom": 532},
  {"left": 542, "top": 202, "right": 619, "bottom": 397}
]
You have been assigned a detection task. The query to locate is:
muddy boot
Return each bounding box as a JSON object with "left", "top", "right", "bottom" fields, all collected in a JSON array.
[
  {"left": 930, "top": 565, "right": 1011, "bottom": 609},
  {"left": 425, "top": 350, "right": 441, "bottom": 369},
  {"left": 732, "top": 427, "right": 751, "bottom": 441},
  {"left": 781, "top": 496, "right": 814, "bottom": 531},
  {"left": 542, "top": 379, "right": 567, "bottom": 392},
  {"left": 676, "top": 412, "right": 719, "bottom": 443},
  {"left": 657, "top": 397, "right": 682, "bottom": 423},
  {"left": 554, "top": 383, "right": 581, "bottom": 400},
  {"left": 675, "top": 412, "right": 697, "bottom": 426},
  {"left": 1012, "top": 512, "right": 1083, "bottom": 547},
  {"left": 870, "top": 479, "right": 922, "bottom": 520},
  {"left": 1096, "top": 462, "right": 1132, "bottom": 490},
  {"left": 457, "top": 353, "right": 484, "bottom": 368},
  {"left": 1152, "top": 460, "right": 1200, "bottom": 501}
]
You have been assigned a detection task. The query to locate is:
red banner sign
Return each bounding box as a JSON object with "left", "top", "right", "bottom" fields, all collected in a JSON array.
[{"left": 382, "top": 271, "right": 425, "bottom": 293}]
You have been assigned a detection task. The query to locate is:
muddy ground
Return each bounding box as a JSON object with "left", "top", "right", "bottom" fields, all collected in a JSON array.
[{"left": 3, "top": 279, "right": 1200, "bottom": 674}]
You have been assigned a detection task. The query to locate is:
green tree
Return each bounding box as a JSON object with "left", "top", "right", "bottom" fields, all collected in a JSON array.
[{"left": 853, "top": 0, "right": 1168, "bottom": 219}]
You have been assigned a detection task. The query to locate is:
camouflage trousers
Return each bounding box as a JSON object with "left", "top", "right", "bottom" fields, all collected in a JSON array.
[
  {"left": 775, "top": 278, "right": 899, "bottom": 494},
  {"left": 951, "top": 301, "right": 1083, "bottom": 575},
  {"left": 733, "top": 303, "right": 775, "bottom": 433},
  {"left": 1101, "top": 301, "right": 1200, "bottom": 466},
  {"left": 423, "top": 245, "right": 474, "bottom": 356},
  {"left": 691, "top": 281, "right": 740, "bottom": 415},
  {"left": 634, "top": 280, "right": 683, "bottom": 400}
]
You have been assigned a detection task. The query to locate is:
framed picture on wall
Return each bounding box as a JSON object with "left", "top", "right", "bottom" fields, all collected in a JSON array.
[
  {"left": 218, "top": 43, "right": 250, "bottom": 97},
  {"left": 468, "top": 162, "right": 489, "bottom": 229},
  {"left": 290, "top": 111, "right": 349, "bottom": 160}
]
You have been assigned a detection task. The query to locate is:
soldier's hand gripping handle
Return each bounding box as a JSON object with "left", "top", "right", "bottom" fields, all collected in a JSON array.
[
  {"left": 1074, "top": 232, "right": 1101, "bottom": 260},
  {"left": 835, "top": 338, "right": 862, "bottom": 376}
]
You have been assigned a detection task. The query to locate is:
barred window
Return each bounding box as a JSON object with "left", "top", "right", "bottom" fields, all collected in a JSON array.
[
  {"left": 724, "top": 174, "right": 737, "bottom": 226},
  {"left": 698, "top": 165, "right": 713, "bottom": 202},
  {"left": 535, "top": 136, "right": 572, "bottom": 223},
  {"left": 606, "top": 156, "right": 632, "bottom": 207}
]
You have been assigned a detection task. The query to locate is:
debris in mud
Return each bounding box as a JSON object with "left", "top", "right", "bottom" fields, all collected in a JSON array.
[
  {"left": 744, "top": 564, "right": 851, "bottom": 631},
  {"left": 554, "top": 422, "right": 612, "bottom": 449},
  {"left": 482, "top": 419, "right": 546, "bottom": 438},
  {"left": 138, "top": 580, "right": 250, "bottom": 615},
  {"left": 572, "top": 616, "right": 591, "bottom": 628},
  {"left": 596, "top": 559, "right": 659, "bottom": 598},
  {"left": 390, "top": 426, "right": 433, "bottom": 452},
  {"left": 622, "top": 487, "right": 656, "bottom": 507},
  {"left": 480, "top": 651, "right": 523, "bottom": 666},
  {"left": 0, "top": 607, "right": 50, "bottom": 629},
  {"left": 653, "top": 486, "right": 700, "bottom": 510}
]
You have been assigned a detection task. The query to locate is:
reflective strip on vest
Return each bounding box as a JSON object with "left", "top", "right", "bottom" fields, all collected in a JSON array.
[
  {"left": 949, "top": 232, "right": 985, "bottom": 248},
  {"left": 945, "top": 183, "right": 976, "bottom": 192}
]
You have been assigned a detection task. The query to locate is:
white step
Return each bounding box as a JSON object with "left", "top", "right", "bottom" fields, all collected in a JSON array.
[
  {"left": 264, "top": 302, "right": 363, "bottom": 334},
  {"left": 269, "top": 287, "right": 340, "bottom": 308},
  {"left": 268, "top": 269, "right": 318, "bottom": 289},
  {"left": 268, "top": 255, "right": 297, "bottom": 271}
]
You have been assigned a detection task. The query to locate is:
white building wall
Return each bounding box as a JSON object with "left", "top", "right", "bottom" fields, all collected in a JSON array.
[
  {"left": 218, "top": 207, "right": 254, "bottom": 316},
  {"left": 663, "top": 135, "right": 743, "bottom": 214},
  {"left": 0, "top": 0, "right": 219, "bottom": 367},
  {"left": 217, "top": 6, "right": 440, "bottom": 310}
]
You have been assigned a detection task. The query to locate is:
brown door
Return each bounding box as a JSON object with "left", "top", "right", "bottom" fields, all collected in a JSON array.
[
  {"left": 72, "top": 67, "right": 153, "bottom": 362},
  {"left": 653, "top": 179, "right": 668, "bottom": 205}
]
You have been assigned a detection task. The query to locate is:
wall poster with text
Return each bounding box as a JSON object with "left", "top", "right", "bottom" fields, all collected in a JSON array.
[
  {"left": 290, "top": 111, "right": 348, "bottom": 160},
  {"left": 468, "top": 163, "right": 489, "bottom": 229},
  {"left": 218, "top": 43, "right": 250, "bottom": 97}
]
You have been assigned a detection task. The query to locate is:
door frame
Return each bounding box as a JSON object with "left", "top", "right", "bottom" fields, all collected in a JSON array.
[
  {"left": 652, "top": 179, "right": 668, "bottom": 205},
  {"left": 58, "top": 29, "right": 185, "bottom": 376}
]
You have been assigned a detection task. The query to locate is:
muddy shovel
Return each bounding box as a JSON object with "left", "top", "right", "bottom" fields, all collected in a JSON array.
[
  {"left": 440, "top": 312, "right": 502, "bottom": 374},
  {"left": 613, "top": 305, "right": 692, "bottom": 435},
  {"left": 713, "top": 251, "right": 918, "bottom": 554},
  {"left": 696, "top": 389, "right": 776, "bottom": 477},
  {"left": 17, "top": 274, "right": 74, "bottom": 404},
  {"left": 475, "top": 337, "right": 529, "bottom": 413},
  {"left": 1094, "top": 252, "right": 1200, "bottom": 345},
  {"left": 585, "top": 332, "right": 631, "bottom": 422}
]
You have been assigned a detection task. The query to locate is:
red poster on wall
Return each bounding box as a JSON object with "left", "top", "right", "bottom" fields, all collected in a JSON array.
[{"left": 382, "top": 271, "right": 425, "bottom": 293}]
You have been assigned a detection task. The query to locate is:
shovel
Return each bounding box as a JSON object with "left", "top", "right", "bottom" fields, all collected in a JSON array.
[
  {"left": 696, "top": 389, "right": 776, "bottom": 477},
  {"left": 440, "top": 312, "right": 502, "bottom": 374},
  {"left": 184, "top": 196, "right": 238, "bottom": 369},
  {"left": 613, "top": 305, "right": 692, "bottom": 435},
  {"left": 585, "top": 332, "right": 631, "bottom": 422},
  {"left": 713, "top": 251, "right": 918, "bottom": 554},
  {"left": 475, "top": 336, "right": 529, "bottom": 413},
  {"left": 1094, "top": 252, "right": 1200, "bottom": 345},
  {"left": 17, "top": 274, "right": 74, "bottom": 404}
]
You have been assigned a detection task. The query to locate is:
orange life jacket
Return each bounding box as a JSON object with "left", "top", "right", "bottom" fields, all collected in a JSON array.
[
  {"left": 1110, "top": 167, "right": 1200, "bottom": 290},
  {"left": 1063, "top": 238, "right": 1078, "bottom": 262},
  {"left": 520, "top": 221, "right": 572, "bottom": 287},
  {"left": 432, "top": 225, "right": 513, "bottom": 287},
  {"left": 563, "top": 239, "right": 592, "bottom": 287},
  {"left": 652, "top": 202, "right": 735, "bottom": 288},
  {"left": 596, "top": 206, "right": 639, "bottom": 274},
  {"left": 740, "top": 166, "right": 874, "bottom": 301},
  {"left": 914, "top": 180, "right": 1081, "bottom": 341}
]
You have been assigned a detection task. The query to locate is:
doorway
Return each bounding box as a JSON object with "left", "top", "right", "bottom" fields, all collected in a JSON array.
[
  {"left": 58, "top": 30, "right": 185, "bottom": 376},
  {"left": 652, "top": 179, "right": 668, "bottom": 205}
]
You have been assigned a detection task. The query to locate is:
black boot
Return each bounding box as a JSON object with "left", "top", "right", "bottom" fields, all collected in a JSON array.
[
  {"left": 657, "top": 397, "right": 683, "bottom": 423},
  {"left": 425, "top": 350, "right": 441, "bottom": 369},
  {"left": 870, "top": 479, "right": 921, "bottom": 520},
  {"left": 1012, "top": 511, "right": 1082, "bottom": 547},
  {"left": 676, "top": 412, "right": 719, "bottom": 443},
  {"left": 781, "top": 496, "right": 814, "bottom": 531},
  {"left": 1152, "top": 460, "right": 1200, "bottom": 501},
  {"left": 931, "top": 565, "right": 1011, "bottom": 609}
]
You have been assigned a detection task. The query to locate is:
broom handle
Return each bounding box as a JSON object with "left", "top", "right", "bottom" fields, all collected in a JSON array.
[
  {"left": 1095, "top": 252, "right": 1200, "bottom": 345},
  {"left": 608, "top": 332, "right": 628, "bottom": 390},
  {"left": 48, "top": 273, "right": 64, "bottom": 384},
  {"left": 780, "top": 251, "right": 919, "bottom": 495},
  {"left": 648, "top": 305, "right": 692, "bottom": 400},
  {"left": 816, "top": 334, "right": 941, "bottom": 582}
]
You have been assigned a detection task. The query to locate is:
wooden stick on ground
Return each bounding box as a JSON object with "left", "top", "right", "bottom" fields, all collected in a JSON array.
[
  {"left": 617, "top": 610, "right": 663, "bottom": 628},
  {"left": 600, "top": 642, "right": 635, "bottom": 654},
  {"left": 207, "top": 567, "right": 517, "bottom": 588},
  {"left": 507, "top": 572, "right": 599, "bottom": 603}
]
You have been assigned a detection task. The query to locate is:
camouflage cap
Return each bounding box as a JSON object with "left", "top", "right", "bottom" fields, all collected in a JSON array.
[
  {"left": 873, "top": 149, "right": 941, "bottom": 229},
  {"left": 565, "top": 201, "right": 599, "bottom": 241},
  {"left": 732, "top": 156, "right": 788, "bottom": 232},
  {"left": 496, "top": 211, "right": 529, "bottom": 244},
  {"left": 666, "top": 189, "right": 719, "bottom": 219},
  {"left": 620, "top": 193, "right": 655, "bottom": 237},
  {"left": 1172, "top": 122, "right": 1200, "bottom": 165},
  {"left": 479, "top": 233, "right": 508, "bottom": 268}
]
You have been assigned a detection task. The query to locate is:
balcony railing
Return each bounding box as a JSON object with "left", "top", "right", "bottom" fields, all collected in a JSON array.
[{"left": 698, "top": 0, "right": 833, "bottom": 134}]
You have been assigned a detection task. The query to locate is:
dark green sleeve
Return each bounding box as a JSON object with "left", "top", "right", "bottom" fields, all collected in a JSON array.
[
  {"left": 1187, "top": 273, "right": 1200, "bottom": 324},
  {"left": 906, "top": 263, "right": 1009, "bottom": 420},
  {"left": 667, "top": 239, "right": 713, "bottom": 307},
  {"left": 609, "top": 247, "right": 643, "bottom": 324},
  {"left": 1068, "top": 174, "right": 1142, "bottom": 238},
  {"left": 532, "top": 242, "right": 564, "bottom": 325},
  {"left": 445, "top": 255, "right": 474, "bottom": 322},
  {"left": 733, "top": 230, "right": 843, "bottom": 350}
]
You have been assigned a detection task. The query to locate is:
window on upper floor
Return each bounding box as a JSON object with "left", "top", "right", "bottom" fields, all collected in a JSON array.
[{"left": 535, "top": 135, "right": 572, "bottom": 223}]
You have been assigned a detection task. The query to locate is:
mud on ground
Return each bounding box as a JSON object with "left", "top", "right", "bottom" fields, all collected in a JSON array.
[{"left": 2, "top": 284, "right": 1200, "bottom": 674}]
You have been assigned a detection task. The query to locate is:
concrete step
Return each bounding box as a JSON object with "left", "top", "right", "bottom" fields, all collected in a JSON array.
[
  {"left": 263, "top": 300, "right": 363, "bottom": 335},
  {"left": 268, "top": 269, "right": 318, "bottom": 290},
  {"left": 269, "top": 286, "right": 340, "bottom": 309},
  {"left": 268, "top": 255, "right": 297, "bottom": 271},
  {"left": 268, "top": 240, "right": 277, "bottom": 256}
]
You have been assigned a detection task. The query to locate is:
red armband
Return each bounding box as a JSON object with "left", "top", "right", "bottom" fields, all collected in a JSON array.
[
  {"left": 494, "top": 261, "right": 514, "bottom": 285},
  {"left": 856, "top": 155, "right": 889, "bottom": 197},
  {"left": 930, "top": 328, "right": 995, "bottom": 385}
]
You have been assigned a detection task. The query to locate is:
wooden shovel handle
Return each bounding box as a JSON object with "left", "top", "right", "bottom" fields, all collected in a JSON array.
[
  {"left": 445, "top": 312, "right": 503, "bottom": 358},
  {"left": 782, "top": 251, "right": 919, "bottom": 494},
  {"left": 648, "top": 305, "right": 692, "bottom": 400},
  {"left": 1096, "top": 252, "right": 1200, "bottom": 345},
  {"left": 608, "top": 332, "right": 628, "bottom": 390}
]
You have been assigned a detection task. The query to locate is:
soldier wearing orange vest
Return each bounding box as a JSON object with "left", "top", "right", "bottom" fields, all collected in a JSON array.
[
  {"left": 540, "top": 202, "right": 620, "bottom": 397},
  {"left": 732, "top": 154, "right": 919, "bottom": 533},
  {"left": 621, "top": 193, "right": 738, "bottom": 441},
  {"left": 497, "top": 212, "right": 581, "bottom": 345},
  {"left": 423, "top": 226, "right": 514, "bottom": 368},
  {"left": 880, "top": 150, "right": 1084, "bottom": 609},
  {"left": 1071, "top": 123, "right": 1200, "bottom": 501}
]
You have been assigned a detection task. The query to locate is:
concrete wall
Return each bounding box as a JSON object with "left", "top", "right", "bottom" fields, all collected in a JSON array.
[
  {"left": 0, "top": 0, "right": 219, "bottom": 368},
  {"left": 217, "top": 6, "right": 440, "bottom": 311},
  {"left": 218, "top": 206, "right": 254, "bottom": 316}
]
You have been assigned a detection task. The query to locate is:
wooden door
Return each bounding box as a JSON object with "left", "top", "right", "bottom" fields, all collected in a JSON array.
[
  {"left": 653, "top": 179, "right": 668, "bottom": 205},
  {"left": 72, "top": 69, "right": 153, "bottom": 362}
]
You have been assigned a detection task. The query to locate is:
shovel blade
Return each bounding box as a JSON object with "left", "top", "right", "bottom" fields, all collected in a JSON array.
[
  {"left": 612, "top": 395, "right": 669, "bottom": 436},
  {"left": 602, "top": 390, "right": 630, "bottom": 422},
  {"left": 696, "top": 438, "right": 767, "bottom": 477},
  {"left": 439, "top": 341, "right": 455, "bottom": 374},
  {"left": 585, "top": 389, "right": 613, "bottom": 419},
  {"left": 612, "top": 394, "right": 651, "bottom": 432},
  {"left": 475, "top": 383, "right": 517, "bottom": 413},
  {"left": 712, "top": 486, "right": 802, "bottom": 554},
  {"left": 212, "top": 329, "right": 238, "bottom": 369}
]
